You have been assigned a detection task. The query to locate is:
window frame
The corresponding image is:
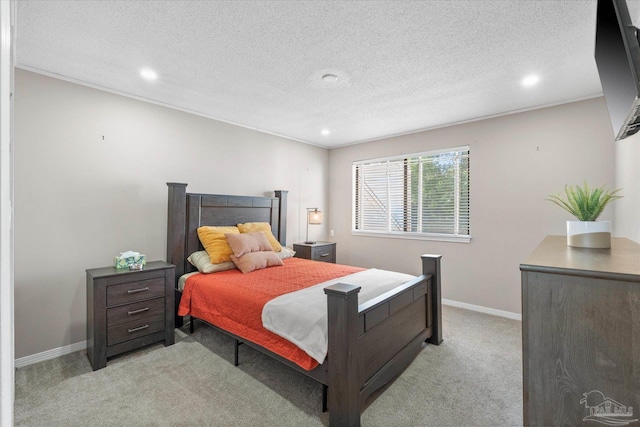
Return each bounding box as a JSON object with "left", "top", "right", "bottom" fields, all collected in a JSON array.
[{"left": 351, "top": 146, "right": 471, "bottom": 243}]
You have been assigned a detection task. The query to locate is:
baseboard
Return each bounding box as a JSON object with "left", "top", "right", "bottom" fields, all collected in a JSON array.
[
  {"left": 15, "top": 340, "right": 86, "bottom": 368},
  {"left": 442, "top": 298, "right": 522, "bottom": 321}
]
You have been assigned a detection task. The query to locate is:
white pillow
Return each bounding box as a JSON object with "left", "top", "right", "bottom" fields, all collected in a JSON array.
[
  {"left": 187, "top": 250, "right": 236, "bottom": 274},
  {"left": 276, "top": 246, "right": 296, "bottom": 260}
]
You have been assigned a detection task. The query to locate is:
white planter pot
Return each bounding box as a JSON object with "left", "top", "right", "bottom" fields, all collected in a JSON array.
[{"left": 566, "top": 221, "right": 611, "bottom": 248}]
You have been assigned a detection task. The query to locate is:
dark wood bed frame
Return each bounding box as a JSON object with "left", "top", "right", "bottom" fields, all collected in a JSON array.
[{"left": 166, "top": 183, "right": 442, "bottom": 427}]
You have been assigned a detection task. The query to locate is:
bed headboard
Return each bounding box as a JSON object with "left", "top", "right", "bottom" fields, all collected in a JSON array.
[{"left": 166, "top": 183, "right": 288, "bottom": 281}]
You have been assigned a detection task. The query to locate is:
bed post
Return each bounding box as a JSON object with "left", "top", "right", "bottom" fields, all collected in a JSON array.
[
  {"left": 324, "top": 283, "right": 361, "bottom": 427},
  {"left": 274, "top": 190, "right": 288, "bottom": 246},
  {"left": 167, "top": 182, "right": 187, "bottom": 328},
  {"left": 422, "top": 254, "right": 443, "bottom": 345}
]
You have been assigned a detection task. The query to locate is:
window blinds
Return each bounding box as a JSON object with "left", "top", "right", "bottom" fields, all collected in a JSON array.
[{"left": 354, "top": 147, "right": 470, "bottom": 237}]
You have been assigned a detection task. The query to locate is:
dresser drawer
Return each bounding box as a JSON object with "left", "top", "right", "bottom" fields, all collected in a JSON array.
[
  {"left": 106, "top": 277, "right": 166, "bottom": 306},
  {"left": 107, "top": 297, "right": 165, "bottom": 327},
  {"left": 107, "top": 312, "right": 165, "bottom": 346}
]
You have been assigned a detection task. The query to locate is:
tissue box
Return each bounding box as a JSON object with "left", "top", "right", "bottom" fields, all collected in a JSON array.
[{"left": 114, "top": 254, "right": 146, "bottom": 269}]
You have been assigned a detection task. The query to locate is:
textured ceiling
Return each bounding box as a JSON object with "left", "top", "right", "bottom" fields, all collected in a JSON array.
[{"left": 15, "top": 1, "right": 640, "bottom": 148}]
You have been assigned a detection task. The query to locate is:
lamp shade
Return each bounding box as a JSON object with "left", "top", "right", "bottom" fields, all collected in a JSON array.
[{"left": 308, "top": 209, "right": 323, "bottom": 225}]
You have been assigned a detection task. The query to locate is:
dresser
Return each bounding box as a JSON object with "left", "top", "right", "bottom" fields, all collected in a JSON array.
[
  {"left": 86, "top": 261, "right": 175, "bottom": 370},
  {"left": 293, "top": 242, "right": 336, "bottom": 263},
  {"left": 520, "top": 236, "right": 640, "bottom": 426}
]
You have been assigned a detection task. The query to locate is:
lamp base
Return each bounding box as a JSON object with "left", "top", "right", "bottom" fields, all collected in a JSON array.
[{"left": 304, "top": 241, "right": 316, "bottom": 244}]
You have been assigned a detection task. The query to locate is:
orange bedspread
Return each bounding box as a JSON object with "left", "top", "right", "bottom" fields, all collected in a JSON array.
[{"left": 177, "top": 257, "right": 364, "bottom": 370}]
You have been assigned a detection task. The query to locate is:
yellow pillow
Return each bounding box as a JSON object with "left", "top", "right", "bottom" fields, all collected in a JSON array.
[
  {"left": 197, "top": 226, "right": 240, "bottom": 264},
  {"left": 237, "top": 222, "right": 282, "bottom": 252}
]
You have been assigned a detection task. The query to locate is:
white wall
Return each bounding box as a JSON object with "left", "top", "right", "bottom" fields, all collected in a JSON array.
[
  {"left": 329, "top": 97, "right": 616, "bottom": 315},
  {"left": 14, "top": 69, "right": 329, "bottom": 358},
  {"left": 615, "top": 132, "right": 640, "bottom": 243}
]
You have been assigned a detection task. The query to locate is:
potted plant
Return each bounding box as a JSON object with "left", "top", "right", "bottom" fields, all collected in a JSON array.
[{"left": 547, "top": 182, "right": 622, "bottom": 248}]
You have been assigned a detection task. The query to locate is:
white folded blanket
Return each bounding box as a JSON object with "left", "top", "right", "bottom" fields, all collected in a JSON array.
[{"left": 262, "top": 268, "right": 415, "bottom": 364}]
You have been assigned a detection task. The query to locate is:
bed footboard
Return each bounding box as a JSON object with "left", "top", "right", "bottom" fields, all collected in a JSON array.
[{"left": 324, "top": 254, "right": 442, "bottom": 427}]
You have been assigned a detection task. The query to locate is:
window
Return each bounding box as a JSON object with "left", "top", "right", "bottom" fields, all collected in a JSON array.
[{"left": 352, "top": 146, "right": 470, "bottom": 242}]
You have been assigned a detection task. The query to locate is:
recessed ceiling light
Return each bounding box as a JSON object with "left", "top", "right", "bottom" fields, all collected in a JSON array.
[
  {"left": 322, "top": 74, "right": 338, "bottom": 82},
  {"left": 321, "top": 129, "right": 330, "bottom": 136},
  {"left": 140, "top": 68, "right": 158, "bottom": 81},
  {"left": 521, "top": 74, "right": 540, "bottom": 87}
]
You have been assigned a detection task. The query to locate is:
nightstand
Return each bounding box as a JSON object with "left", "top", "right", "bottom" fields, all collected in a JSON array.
[
  {"left": 86, "top": 261, "right": 175, "bottom": 370},
  {"left": 293, "top": 242, "right": 336, "bottom": 263}
]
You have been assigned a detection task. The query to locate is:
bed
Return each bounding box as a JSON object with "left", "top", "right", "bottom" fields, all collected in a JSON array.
[{"left": 166, "top": 183, "right": 443, "bottom": 427}]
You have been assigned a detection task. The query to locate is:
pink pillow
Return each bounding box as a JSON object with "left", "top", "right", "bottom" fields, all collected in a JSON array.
[
  {"left": 225, "top": 232, "right": 273, "bottom": 258},
  {"left": 230, "top": 251, "right": 284, "bottom": 274}
]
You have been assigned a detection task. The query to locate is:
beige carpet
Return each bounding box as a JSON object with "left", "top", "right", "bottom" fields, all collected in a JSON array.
[{"left": 15, "top": 306, "right": 523, "bottom": 426}]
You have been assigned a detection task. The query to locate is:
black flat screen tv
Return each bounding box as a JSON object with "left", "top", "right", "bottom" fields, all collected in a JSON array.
[{"left": 595, "top": 0, "right": 640, "bottom": 140}]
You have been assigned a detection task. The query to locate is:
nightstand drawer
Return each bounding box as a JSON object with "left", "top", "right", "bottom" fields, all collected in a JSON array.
[
  {"left": 107, "top": 312, "right": 165, "bottom": 346},
  {"left": 293, "top": 242, "right": 336, "bottom": 263},
  {"left": 106, "top": 277, "right": 166, "bottom": 306},
  {"left": 107, "top": 298, "right": 165, "bottom": 327},
  {"left": 293, "top": 242, "right": 337, "bottom": 263},
  {"left": 311, "top": 246, "right": 335, "bottom": 262}
]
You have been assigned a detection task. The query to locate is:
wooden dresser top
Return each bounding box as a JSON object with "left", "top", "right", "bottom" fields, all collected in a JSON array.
[{"left": 520, "top": 235, "right": 640, "bottom": 280}]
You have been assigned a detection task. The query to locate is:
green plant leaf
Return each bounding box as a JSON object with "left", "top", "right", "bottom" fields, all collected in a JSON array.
[{"left": 546, "top": 182, "right": 622, "bottom": 221}]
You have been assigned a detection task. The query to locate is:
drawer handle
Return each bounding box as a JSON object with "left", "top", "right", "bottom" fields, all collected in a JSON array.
[
  {"left": 127, "top": 307, "right": 149, "bottom": 315},
  {"left": 320, "top": 253, "right": 330, "bottom": 257},
  {"left": 128, "top": 324, "right": 149, "bottom": 333},
  {"left": 127, "top": 287, "right": 149, "bottom": 294}
]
